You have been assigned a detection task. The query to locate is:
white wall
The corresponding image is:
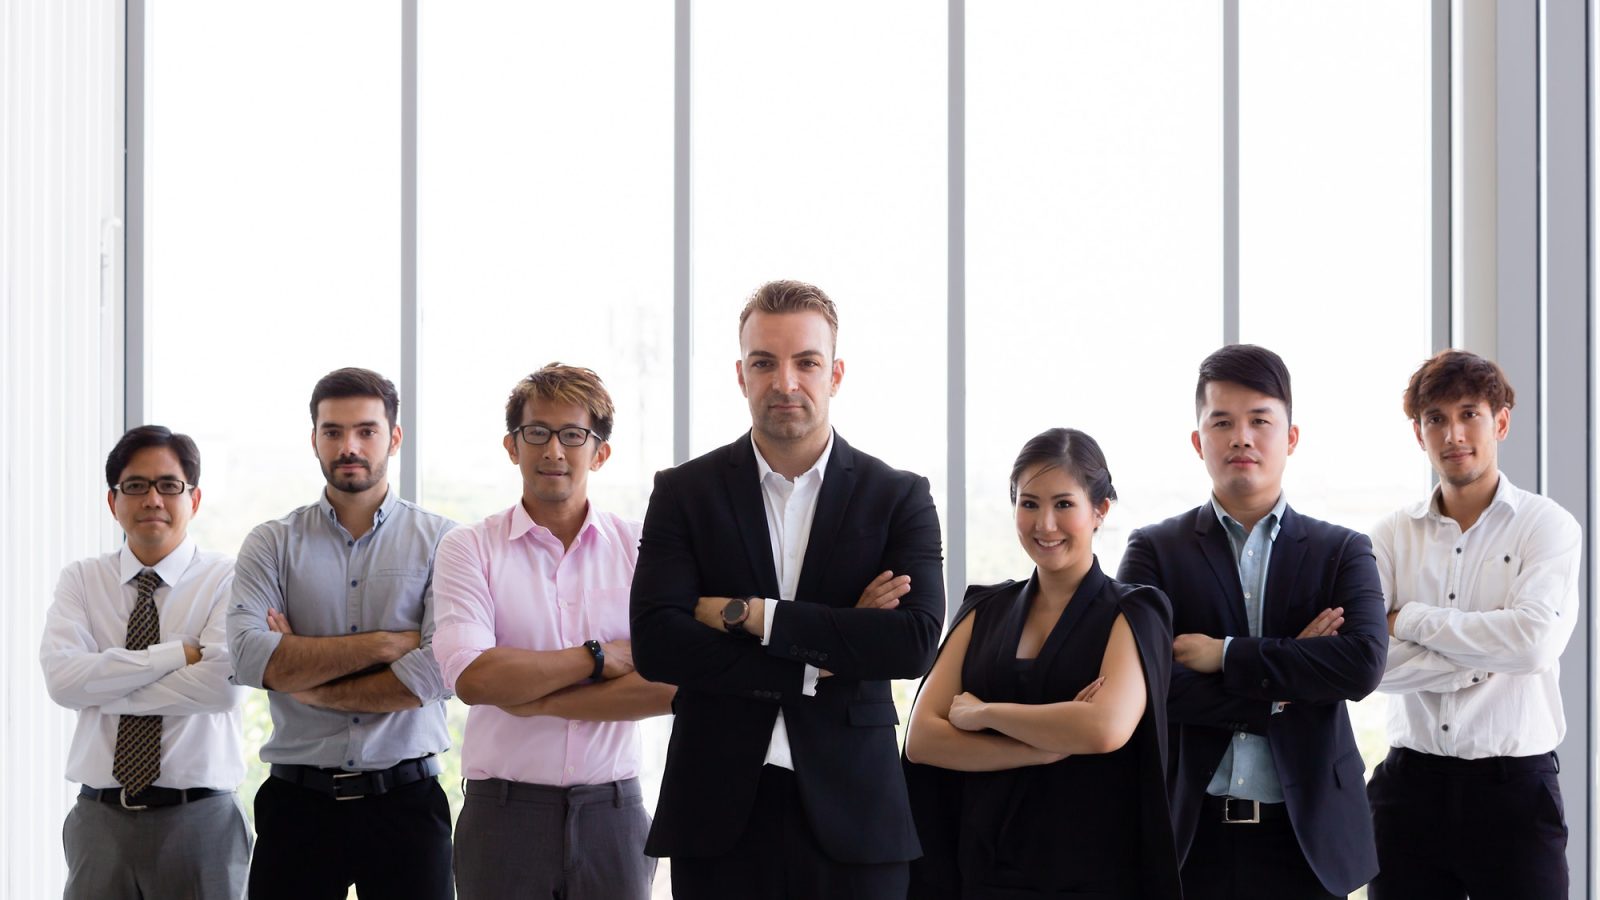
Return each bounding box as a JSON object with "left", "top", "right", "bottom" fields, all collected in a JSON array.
[{"left": 1, "top": 0, "right": 125, "bottom": 895}]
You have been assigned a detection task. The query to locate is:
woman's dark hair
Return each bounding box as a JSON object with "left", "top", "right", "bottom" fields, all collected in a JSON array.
[
  {"left": 1009, "top": 428, "right": 1118, "bottom": 508},
  {"left": 105, "top": 425, "right": 201, "bottom": 488},
  {"left": 1195, "top": 343, "right": 1293, "bottom": 424}
]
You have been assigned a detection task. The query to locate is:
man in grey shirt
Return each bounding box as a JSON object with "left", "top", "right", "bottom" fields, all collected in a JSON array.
[{"left": 227, "top": 367, "right": 455, "bottom": 899}]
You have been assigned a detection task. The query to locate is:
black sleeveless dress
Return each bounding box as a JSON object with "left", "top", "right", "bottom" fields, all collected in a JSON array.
[{"left": 906, "top": 559, "right": 1182, "bottom": 900}]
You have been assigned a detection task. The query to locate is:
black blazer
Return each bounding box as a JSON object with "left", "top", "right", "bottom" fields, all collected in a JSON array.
[
  {"left": 1117, "top": 503, "right": 1386, "bottom": 896},
  {"left": 631, "top": 432, "right": 946, "bottom": 864}
]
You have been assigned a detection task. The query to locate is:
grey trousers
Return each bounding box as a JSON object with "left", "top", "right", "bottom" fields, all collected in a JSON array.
[
  {"left": 454, "top": 776, "right": 655, "bottom": 900},
  {"left": 62, "top": 791, "right": 253, "bottom": 900}
]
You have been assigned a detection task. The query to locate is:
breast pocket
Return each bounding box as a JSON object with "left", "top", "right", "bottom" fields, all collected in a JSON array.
[{"left": 1474, "top": 552, "right": 1521, "bottom": 607}]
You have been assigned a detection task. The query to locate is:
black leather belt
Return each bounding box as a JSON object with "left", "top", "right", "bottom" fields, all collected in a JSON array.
[
  {"left": 271, "top": 755, "right": 440, "bottom": 800},
  {"left": 1206, "top": 794, "right": 1290, "bottom": 824},
  {"left": 80, "top": 785, "right": 229, "bottom": 810}
]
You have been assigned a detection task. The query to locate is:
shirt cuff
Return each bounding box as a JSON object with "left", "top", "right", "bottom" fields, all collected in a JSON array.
[
  {"left": 147, "top": 639, "right": 188, "bottom": 676},
  {"left": 1221, "top": 635, "right": 1233, "bottom": 671},
  {"left": 759, "top": 596, "right": 780, "bottom": 646},
  {"left": 802, "top": 665, "right": 819, "bottom": 697},
  {"left": 1391, "top": 603, "right": 1426, "bottom": 643}
]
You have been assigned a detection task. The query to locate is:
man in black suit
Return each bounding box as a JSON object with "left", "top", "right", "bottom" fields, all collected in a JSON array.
[
  {"left": 1118, "top": 344, "right": 1386, "bottom": 900},
  {"left": 632, "top": 279, "right": 945, "bottom": 899}
]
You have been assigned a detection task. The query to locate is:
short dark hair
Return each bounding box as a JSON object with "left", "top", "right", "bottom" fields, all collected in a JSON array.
[
  {"left": 105, "top": 425, "right": 201, "bottom": 489},
  {"left": 1195, "top": 344, "right": 1293, "bottom": 423},
  {"left": 504, "top": 363, "right": 616, "bottom": 441},
  {"left": 310, "top": 367, "right": 400, "bottom": 429},
  {"left": 1009, "top": 427, "right": 1118, "bottom": 508},
  {"left": 738, "top": 280, "right": 840, "bottom": 352},
  {"left": 1402, "top": 349, "right": 1516, "bottom": 420}
]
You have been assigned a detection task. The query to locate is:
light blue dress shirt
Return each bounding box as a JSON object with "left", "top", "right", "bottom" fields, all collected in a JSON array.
[
  {"left": 1204, "top": 493, "right": 1287, "bottom": 803},
  {"left": 227, "top": 489, "right": 455, "bottom": 770}
]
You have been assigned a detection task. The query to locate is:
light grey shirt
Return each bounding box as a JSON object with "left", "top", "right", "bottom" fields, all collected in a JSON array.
[
  {"left": 227, "top": 488, "right": 454, "bottom": 769},
  {"left": 1205, "top": 493, "right": 1287, "bottom": 803}
]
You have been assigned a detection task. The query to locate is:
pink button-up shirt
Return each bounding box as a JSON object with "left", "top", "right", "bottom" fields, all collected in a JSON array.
[{"left": 433, "top": 502, "right": 642, "bottom": 786}]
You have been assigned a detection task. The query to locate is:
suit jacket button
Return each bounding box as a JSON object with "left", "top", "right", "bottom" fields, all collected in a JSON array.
[
  {"left": 817, "top": 652, "right": 828, "bottom": 662},
  {"left": 1260, "top": 679, "right": 1270, "bottom": 688},
  {"left": 790, "top": 645, "right": 801, "bottom": 655}
]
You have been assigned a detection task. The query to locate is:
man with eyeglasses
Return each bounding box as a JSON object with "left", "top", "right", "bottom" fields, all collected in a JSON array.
[
  {"left": 433, "top": 362, "right": 675, "bottom": 900},
  {"left": 41, "top": 425, "right": 250, "bottom": 899},
  {"left": 227, "top": 367, "right": 456, "bottom": 899}
]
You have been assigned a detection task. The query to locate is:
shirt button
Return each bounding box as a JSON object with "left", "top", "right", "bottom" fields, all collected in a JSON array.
[
  {"left": 351, "top": 717, "right": 360, "bottom": 724},
  {"left": 350, "top": 626, "right": 358, "bottom": 632},
  {"left": 1449, "top": 593, "right": 1456, "bottom": 600},
  {"left": 1247, "top": 550, "right": 1254, "bottom": 557},
  {"left": 1456, "top": 548, "right": 1462, "bottom": 554},
  {"left": 1441, "top": 724, "right": 1450, "bottom": 731},
  {"left": 1238, "top": 733, "right": 1246, "bottom": 742},
  {"left": 346, "top": 540, "right": 353, "bottom": 547},
  {"left": 1237, "top": 778, "right": 1245, "bottom": 785},
  {"left": 350, "top": 580, "right": 358, "bottom": 587},
  {"left": 347, "top": 759, "right": 355, "bottom": 766}
]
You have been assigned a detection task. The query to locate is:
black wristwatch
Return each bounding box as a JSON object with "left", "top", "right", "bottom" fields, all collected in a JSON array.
[
  {"left": 722, "top": 597, "right": 755, "bottom": 635},
  {"left": 583, "top": 639, "right": 605, "bottom": 681}
]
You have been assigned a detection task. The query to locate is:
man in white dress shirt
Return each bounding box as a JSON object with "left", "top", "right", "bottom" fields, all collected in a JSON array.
[
  {"left": 40, "top": 425, "right": 250, "bottom": 900},
  {"left": 1368, "top": 350, "right": 1582, "bottom": 900}
]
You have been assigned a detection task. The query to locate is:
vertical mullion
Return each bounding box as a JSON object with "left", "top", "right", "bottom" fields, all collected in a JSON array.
[
  {"left": 946, "top": 0, "right": 965, "bottom": 617},
  {"left": 1222, "top": 0, "right": 1239, "bottom": 345},
  {"left": 400, "top": 0, "right": 418, "bottom": 501},
  {"left": 124, "top": 0, "right": 144, "bottom": 429},
  {"left": 1431, "top": 0, "right": 1452, "bottom": 353},
  {"left": 674, "top": 0, "right": 691, "bottom": 466}
]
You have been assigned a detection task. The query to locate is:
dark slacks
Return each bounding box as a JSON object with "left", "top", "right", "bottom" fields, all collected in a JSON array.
[
  {"left": 248, "top": 772, "right": 453, "bottom": 900},
  {"left": 1180, "top": 797, "right": 1340, "bottom": 900},
  {"left": 1367, "top": 746, "right": 1568, "bottom": 900},
  {"left": 454, "top": 776, "right": 655, "bottom": 900},
  {"left": 670, "top": 764, "right": 909, "bottom": 900}
]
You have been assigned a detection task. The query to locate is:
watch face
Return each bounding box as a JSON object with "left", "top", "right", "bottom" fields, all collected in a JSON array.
[{"left": 722, "top": 598, "right": 748, "bottom": 625}]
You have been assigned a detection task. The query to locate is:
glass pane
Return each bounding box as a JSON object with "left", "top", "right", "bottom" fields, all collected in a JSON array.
[
  {"left": 966, "top": 2, "right": 1223, "bottom": 585},
  {"left": 146, "top": 0, "right": 400, "bottom": 558},
  {"left": 689, "top": 0, "right": 948, "bottom": 512},
  {"left": 417, "top": 1, "right": 673, "bottom": 525},
  {"left": 1239, "top": 0, "right": 1434, "bottom": 775}
]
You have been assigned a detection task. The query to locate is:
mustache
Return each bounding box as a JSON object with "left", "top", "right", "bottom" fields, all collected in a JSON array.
[{"left": 332, "top": 455, "right": 370, "bottom": 469}]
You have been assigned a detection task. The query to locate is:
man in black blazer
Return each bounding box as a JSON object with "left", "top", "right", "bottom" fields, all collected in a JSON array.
[
  {"left": 632, "top": 280, "right": 946, "bottom": 899},
  {"left": 1118, "top": 344, "right": 1386, "bottom": 900}
]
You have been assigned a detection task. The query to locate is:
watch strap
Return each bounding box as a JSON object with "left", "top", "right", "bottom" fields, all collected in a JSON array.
[{"left": 583, "top": 639, "right": 604, "bottom": 681}]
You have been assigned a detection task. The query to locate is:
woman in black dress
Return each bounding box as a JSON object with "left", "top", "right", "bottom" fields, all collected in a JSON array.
[{"left": 904, "top": 428, "right": 1181, "bottom": 900}]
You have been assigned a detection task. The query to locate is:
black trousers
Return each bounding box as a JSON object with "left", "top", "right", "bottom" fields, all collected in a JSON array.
[
  {"left": 1367, "top": 746, "right": 1568, "bottom": 900},
  {"left": 1180, "top": 797, "right": 1340, "bottom": 900},
  {"left": 670, "top": 764, "right": 909, "bottom": 900},
  {"left": 248, "top": 773, "right": 453, "bottom": 900}
]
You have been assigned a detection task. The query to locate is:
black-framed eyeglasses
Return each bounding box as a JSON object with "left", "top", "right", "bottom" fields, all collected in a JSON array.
[
  {"left": 509, "top": 424, "right": 599, "bottom": 448},
  {"left": 114, "top": 477, "right": 195, "bottom": 496}
]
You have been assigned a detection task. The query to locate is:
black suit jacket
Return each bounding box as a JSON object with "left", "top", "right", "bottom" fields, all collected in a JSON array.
[
  {"left": 631, "top": 432, "right": 946, "bottom": 864},
  {"left": 1117, "top": 503, "right": 1386, "bottom": 896}
]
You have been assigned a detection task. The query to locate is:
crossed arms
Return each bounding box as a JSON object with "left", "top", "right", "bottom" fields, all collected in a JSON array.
[
  {"left": 904, "top": 609, "right": 1144, "bottom": 772},
  {"left": 42, "top": 564, "right": 242, "bottom": 716},
  {"left": 1374, "top": 511, "right": 1582, "bottom": 694},
  {"left": 630, "top": 469, "right": 945, "bottom": 697},
  {"left": 1118, "top": 528, "right": 1387, "bottom": 733},
  {"left": 226, "top": 529, "right": 446, "bottom": 714}
]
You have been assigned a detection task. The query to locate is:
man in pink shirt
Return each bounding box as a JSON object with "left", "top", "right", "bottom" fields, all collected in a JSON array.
[{"left": 433, "top": 363, "right": 676, "bottom": 900}]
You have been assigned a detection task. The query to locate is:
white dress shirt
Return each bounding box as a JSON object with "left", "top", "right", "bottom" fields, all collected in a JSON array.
[
  {"left": 40, "top": 537, "right": 247, "bottom": 790},
  {"left": 752, "top": 432, "right": 832, "bottom": 770},
  {"left": 1373, "top": 474, "right": 1582, "bottom": 759}
]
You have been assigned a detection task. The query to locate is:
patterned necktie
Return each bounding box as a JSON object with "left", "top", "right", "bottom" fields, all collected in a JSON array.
[{"left": 112, "top": 569, "right": 163, "bottom": 797}]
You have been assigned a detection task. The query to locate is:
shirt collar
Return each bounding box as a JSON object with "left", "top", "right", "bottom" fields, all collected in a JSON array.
[
  {"left": 1412, "top": 470, "right": 1520, "bottom": 520},
  {"left": 508, "top": 499, "right": 609, "bottom": 548},
  {"left": 118, "top": 535, "right": 198, "bottom": 586},
  {"left": 752, "top": 430, "right": 835, "bottom": 487},
  {"left": 317, "top": 486, "right": 400, "bottom": 529},
  {"left": 1210, "top": 492, "right": 1287, "bottom": 541}
]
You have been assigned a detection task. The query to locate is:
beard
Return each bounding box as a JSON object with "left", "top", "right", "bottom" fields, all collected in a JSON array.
[
  {"left": 323, "top": 454, "right": 387, "bottom": 494},
  {"left": 752, "top": 393, "right": 821, "bottom": 443}
]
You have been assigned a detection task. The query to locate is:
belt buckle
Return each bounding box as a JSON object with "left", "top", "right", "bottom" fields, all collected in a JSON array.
[
  {"left": 119, "top": 787, "right": 150, "bottom": 811},
  {"left": 331, "top": 771, "right": 366, "bottom": 801},
  {"left": 1221, "top": 797, "right": 1259, "bottom": 824}
]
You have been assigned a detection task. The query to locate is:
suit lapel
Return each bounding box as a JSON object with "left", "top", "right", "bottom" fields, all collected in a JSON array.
[
  {"left": 723, "top": 435, "right": 781, "bottom": 598},
  {"left": 1262, "top": 506, "right": 1308, "bottom": 637},
  {"left": 794, "top": 435, "right": 856, "bottom": 607},
  {"left": 1192, "top": 506, "right": 1250, "bottom": 635}
]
